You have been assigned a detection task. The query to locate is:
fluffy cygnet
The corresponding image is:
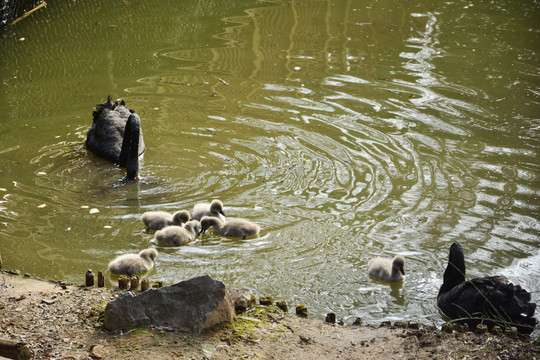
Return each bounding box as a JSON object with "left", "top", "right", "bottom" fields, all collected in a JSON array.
[
  {"left": 367, "top": 255, "right": 405, "bottom": 282},
  {"left": 141, "top": 210, "right": 190, "bottom": 232},
  {"left": 199, "top": 216, "right": 260, "bottom": 239},
  {"left": 154, "top": 220, "right": 200, "bottom": 246},
  {"left": 192, "top": 200, "right": 226, "bottom": 222},
  {"left": 108, "top": 248, "right": 158, "bottom": 276}
]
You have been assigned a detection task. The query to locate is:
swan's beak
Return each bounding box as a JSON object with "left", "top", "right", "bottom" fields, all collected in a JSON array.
[
  {"left": 219, "top": 210, "right": 225, "bottom": 216},
  {"left": 400, "top": 268, "right": 405, "bottom": 275}
]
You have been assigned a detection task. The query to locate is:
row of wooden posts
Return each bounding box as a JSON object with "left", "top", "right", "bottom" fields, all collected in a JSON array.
[{"left": 85, "top": 269, "right": 162, "bottom": 291}]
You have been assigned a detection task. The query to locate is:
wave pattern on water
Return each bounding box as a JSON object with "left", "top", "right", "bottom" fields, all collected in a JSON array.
[{"left": 0, "top": 0, "right": 538, "bottom": 331}]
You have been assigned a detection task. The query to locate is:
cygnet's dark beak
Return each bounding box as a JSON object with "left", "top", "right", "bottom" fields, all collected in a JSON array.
[
  {"left": 220, "top": 210, "right": 225, "bottom": 216},
  {"left": 400, "top": 268, "right": 405, "bottom": 275}
]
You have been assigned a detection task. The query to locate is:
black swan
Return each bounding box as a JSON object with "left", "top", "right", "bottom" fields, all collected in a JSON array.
[
  {"left": 367, "top": 255, "right": 405, "bottom": 282},
  {"left": 437, "top": 242, "right": 537, "bottom": 334},
  {"left": 86, "top": 96, "right": 145, "bottom": 180}
]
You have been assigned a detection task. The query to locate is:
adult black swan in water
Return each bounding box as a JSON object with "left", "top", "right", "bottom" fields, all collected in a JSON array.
[
  {"left": 86, "top": 96, "right": 145, "bottom": 180},
  {"left": 437, "top": 242, "right": 537, "bottom": 334}
]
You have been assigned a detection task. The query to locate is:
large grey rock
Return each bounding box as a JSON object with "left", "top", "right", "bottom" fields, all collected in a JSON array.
[{"left": 104, "top": 275, "right": 234, "bottom": 333}]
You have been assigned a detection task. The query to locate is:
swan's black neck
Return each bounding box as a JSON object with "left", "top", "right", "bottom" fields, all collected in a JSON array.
[
  {"left": 440, "top": 242, "right": 466, "bottom": 294},
  {"left": 119, "top": 114, "right": 141, "bottom": 180}
]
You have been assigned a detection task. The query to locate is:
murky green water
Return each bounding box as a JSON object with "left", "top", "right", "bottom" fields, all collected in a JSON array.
[{"left": 1, "top": 0, "right": 539, "bottom": 328}]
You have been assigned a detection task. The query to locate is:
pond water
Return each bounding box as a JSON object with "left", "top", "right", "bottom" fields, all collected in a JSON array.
[{"left": 1, "top": 0, "right": 539, "bottom": 329}]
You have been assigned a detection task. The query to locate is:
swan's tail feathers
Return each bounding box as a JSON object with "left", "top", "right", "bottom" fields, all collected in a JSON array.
[
  {"left": 92, "top": 95, "right": 118, "bottom": 121},
  {"left": 105, "top": 95, "right": 117, "bottom": 110}
]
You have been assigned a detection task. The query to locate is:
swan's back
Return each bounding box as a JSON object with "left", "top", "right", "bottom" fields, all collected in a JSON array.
[{"left": 86, "top": 97, "right": 145, "bottom": 163}]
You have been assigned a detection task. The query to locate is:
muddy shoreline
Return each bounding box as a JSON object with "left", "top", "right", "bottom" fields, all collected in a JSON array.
[{"left": 0, "top": 270, "right": 538, "bottom": 359}]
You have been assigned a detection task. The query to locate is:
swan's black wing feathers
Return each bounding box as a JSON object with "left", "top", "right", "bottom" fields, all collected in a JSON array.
[
  {"left": 438, "top": 275, "right": 537, "bottom": 334},
  {"left": 86, "top": 97, "right": 145, "bottom": 164}
]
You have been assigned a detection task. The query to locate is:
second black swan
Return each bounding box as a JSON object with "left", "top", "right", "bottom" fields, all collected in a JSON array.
[
  {"left": 437, "top": 242, "right": 537, "bottom": 334},
  {"left": 86, "top": 96, "right": 145, "bottom": 180}
]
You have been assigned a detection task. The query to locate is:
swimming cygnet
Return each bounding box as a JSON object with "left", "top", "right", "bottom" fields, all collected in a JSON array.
[
  {"left": 108, "top": 248, "right": 158, "bottom": 276},
  {"left": 141, "top": 210, "right": 190, "bottom": 232},
  {"left": 367, "top": 255, "right": 405, "bottom": 282},
  {"left": 199, "top": 216, "right": 260, "bottom": 239},
  {"left": 192, "top": 200, "right": 226, "bottom": 222},
  {"left": 154, "top": 220, "right": 201, "bottom": 246}
]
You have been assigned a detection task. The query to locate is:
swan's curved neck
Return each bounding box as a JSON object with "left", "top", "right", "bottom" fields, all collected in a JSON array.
[
  {"left": 440, "top": 244, "right": 466, "bottom": 293},
  {"left": 120, "top": 114, "right": 141, "bottom": 180}
]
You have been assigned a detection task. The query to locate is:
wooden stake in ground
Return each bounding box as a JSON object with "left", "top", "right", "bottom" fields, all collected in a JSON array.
[
  {"left": 85, "top": 269, "right": 94, "bottom": 287},
  {"left": 129, "top": 276, "right": 139, "bottom": 291},
  {"left": 97, "top": 271, "right": 105, "bottom": 287},
  {"left": 141, "top": 278, "right": 150, "bottom": 291}
]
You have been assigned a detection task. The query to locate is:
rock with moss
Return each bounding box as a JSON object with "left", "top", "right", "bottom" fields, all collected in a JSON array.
[
  {"left": 104, "top": 275, "right": 235, "bottom": 333},
  {"left": 230, "top": 287, "right": 255, "bottom": 313}
]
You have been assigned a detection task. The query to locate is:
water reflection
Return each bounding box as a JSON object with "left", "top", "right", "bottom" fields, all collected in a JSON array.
[{"left": 0, "top": 0, "right": 538, "bottom": 333}]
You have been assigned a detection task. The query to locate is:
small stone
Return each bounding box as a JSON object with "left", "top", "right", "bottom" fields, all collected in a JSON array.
[
  {"left": 230, "top": 288, "right": 254, "bottom": 312},
  {"left": 491, "top": 325, "right": 503, "bottom": 336},
  {"left": 394, "top": 321, "right": 407, "bottom": 328},
  {"left": 453, "top": 323, "right": 468, "bottom": 333},
  {"left": 380, "top": 321, "right": 391, "bottom": 327},
  {"left": 407, "top": 320, "right": 420, "bottom": 329},
  {"left": 505, "top": 326, "right": 518, "bottom": 339},
  {"left": 259, "top": 296, "right": 273, "bottom": 306},
  {"left": 352, "top": 317, "right": 362, "bottom": 326},
  {"left": 475, "top": 323, "right": 487, "bottom": 334},
  {"left": 441, "top": 323, "right": 453, "bottom": 333},
  {"left": 90, "top": 344, "right": 107, "bottom": 359}
]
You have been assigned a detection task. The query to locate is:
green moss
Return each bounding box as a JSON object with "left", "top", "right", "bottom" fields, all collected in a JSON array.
[{"left": 225, "top": 305, "right": 287, "bottom": 341}]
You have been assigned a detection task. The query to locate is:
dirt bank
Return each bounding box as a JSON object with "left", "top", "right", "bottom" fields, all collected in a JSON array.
[{"left": 0, "top": 271, "right": 538, "bottom": 359}]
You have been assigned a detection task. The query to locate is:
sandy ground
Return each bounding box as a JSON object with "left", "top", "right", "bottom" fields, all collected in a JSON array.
[{"left": 0, "top": 271, "right": 538, "bottom": 359}]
